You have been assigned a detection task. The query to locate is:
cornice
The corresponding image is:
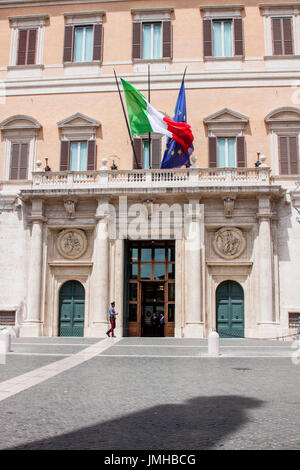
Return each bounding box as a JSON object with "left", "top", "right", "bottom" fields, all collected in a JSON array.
[
  {"left": 0, "top": 0, "right": 127, "bottom": 8},
  {"left": 4, "top": 69, "right": 300, "bottom": 97}
]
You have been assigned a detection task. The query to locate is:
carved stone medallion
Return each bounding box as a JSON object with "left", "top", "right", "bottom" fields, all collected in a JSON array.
[
  {"left": 56, "top": 229, "right": 88, "bottom": 260},
  {"left": 213, "top": 227, "right": 246, "bottom": 260}
]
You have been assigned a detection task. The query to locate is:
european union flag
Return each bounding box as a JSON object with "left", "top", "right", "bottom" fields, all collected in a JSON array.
[{"left": 160, "top": 80, "right": 194, "bottom": 169}]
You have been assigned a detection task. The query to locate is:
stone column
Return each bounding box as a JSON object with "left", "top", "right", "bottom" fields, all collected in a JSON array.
[
  {"left": 23, "top": 200, "right": 45, "bottom": 336},
  {"left": 183, "top": 200, "right": 204, "bottom": 338},
  {"left": 257, "top": 197, "right": 274, "bottom": 333},
  {"left": 91, "top": 200, "right": 110, "bottom": 336},
  {"left": 114, "top": 239, "right": 124, "bottom": 337}
]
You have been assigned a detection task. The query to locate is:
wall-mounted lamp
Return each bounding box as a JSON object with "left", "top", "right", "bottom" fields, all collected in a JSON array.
[
  {"left": 255, "top": 152, "right": 261, "bottom": 168},
  {"left": 44, "top": 158, "right": 51, "bottom": 172}
]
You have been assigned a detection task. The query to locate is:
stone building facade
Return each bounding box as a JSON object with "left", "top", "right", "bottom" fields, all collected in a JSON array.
[{"left": 0, "top": 0, "right": 299, "bottom": 338}]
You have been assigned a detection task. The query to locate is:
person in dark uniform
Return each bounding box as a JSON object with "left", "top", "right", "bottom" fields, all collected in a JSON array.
[
  {"left": 151, "top": 311, "right": 159, "bottom": 337},
  {"left": 159, "top": 312, "right": 165, "bottom": 337}
]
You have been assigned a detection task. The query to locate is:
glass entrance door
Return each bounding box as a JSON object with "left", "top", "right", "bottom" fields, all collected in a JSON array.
[{"left": 125, "top": 241, "right": 175, "bottom": 337}]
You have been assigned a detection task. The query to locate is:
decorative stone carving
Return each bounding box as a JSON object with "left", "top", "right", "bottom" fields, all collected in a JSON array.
[
  {"left": 64, "top": 199, "right": 77, "bottom": 217},
  {"left": 223, "top": 196, "right": 235, "bottom": 217},
  {"left": 56, "top": 229, "right": 87, "bottom": 259},
  {"left": 213, "top": 227, "right": 246, "bottom": 259}
]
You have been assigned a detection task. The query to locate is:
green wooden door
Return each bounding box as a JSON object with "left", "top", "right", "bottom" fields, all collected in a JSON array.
[
  {"left": 216, "top": 281, "right": 244, "bottom": 338},
  {"left": 59, "top": 281, "right": 85, "bottom": 337}
]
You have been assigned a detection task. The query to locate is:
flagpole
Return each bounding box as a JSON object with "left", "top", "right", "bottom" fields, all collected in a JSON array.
[
  {"left": 182, "top": 66, "right": 187, "bottom": 84},
  {"left": 113, "top": 69, "right": 139, "bottom": 169},
  {"left": 148, "top": 63, "right": 151, "bottom": 169}
]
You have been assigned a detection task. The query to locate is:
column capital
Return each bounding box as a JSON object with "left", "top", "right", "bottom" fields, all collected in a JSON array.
[{"left": 28, "top": 215, "right": 47, "bottom": 223}]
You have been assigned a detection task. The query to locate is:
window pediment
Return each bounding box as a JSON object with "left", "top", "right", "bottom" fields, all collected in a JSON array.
[
  {"left": 265, "top": 107, "right": 300, "bottom": 122},
  {"left": 57, "top": 113, "right": 100, "bottom": 129},
  {"left": 204, "top": 108, "right": 248, "bottom": 136},
  {"left": 131, "top": 8, "right": 174, "bottom": 22},
  {"left": 0, "top": 115, "right": 41, "bottom": 130}
]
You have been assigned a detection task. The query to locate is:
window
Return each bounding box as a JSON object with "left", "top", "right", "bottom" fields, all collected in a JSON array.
[
  {"left": 60, "top": 140, "right": 96, "bottom": 171},
  {"left": 63, "top": 24, "right": 102, "bottom": 63},
  {"left": 142, "top": 23, "right": 162, "bottom": 60},
  {"left": 260, "top": 4, "right": 300, "bottom": 57},
  {"left": 132, "top": 8, "right": 173, "bottom": 61},
  {"left": 70, "top": 141, "right": 88, "bottom": 171},
  {"left": 204, "top": 108, "right": 248, "bottom": 168},
  {"left": 272, "top": 17, "right": 293, "bottom": 55},
  {"left": 265, "top": 107, "right": 300, "bottom": 175},
  {"left": 9, "top": 142, "right": 29, "bottom": 179},
  {"left": 8, "top": 15, "right": 48, "bottom": 69},
  {"left": 213, "top": 20, "right": 233, "bottom": 57},
  {"left": 74, "top": 26, "right": 94, "bottom": 62},
  {"left": 63, "top": 11, "right": 105, "bottom": 64},
  {"left": 57, "top": 113, "right": 100, "bottom": 171},
  {"left": 133, "top": 137, "right": 161, "bottom": 169},
  {"left": 17, "top": 29, "right": 37, "bottom": 65},
  {"left": 217, "top": 138, "right": 236, "bottom": 167},
  {"left": 278, "top": 136, "right": 299, "bottom": 175},
  {"left": 0, "top": 115, "right": 41, "bottom": 181},
  {"left": 201, "top": 6, "right": 244, "bottom": 59},
  {"left": 209, "top": 136, "right": 245, "bottom": 168}
]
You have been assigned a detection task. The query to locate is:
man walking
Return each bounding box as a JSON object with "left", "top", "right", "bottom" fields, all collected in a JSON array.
[{"left": 106, "top": 301, "right": 118, "bottom": 337}]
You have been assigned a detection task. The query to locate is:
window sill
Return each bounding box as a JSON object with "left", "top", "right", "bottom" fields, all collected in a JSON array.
[
  {"left": 264, "top": 55, "right": 300, "bottom": 60},
  {"left": 7, "top": 64, "right": 44, "bottom": 78},
  {"left": 63, "top": 61, "right": 102, "bottom": 67},
  {"left": 132, "top": 58, "right": 172, "bottom": 63},
  {"left": 63, "top": 61, "right": 102, "bottom": 76},
  {"left": 204, "top": 56, "right": 244, "bottom": 62}
]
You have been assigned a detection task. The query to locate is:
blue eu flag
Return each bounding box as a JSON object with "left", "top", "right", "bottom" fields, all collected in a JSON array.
[{"left": 160, "top": 80, "right": 194, "bottom": 169}]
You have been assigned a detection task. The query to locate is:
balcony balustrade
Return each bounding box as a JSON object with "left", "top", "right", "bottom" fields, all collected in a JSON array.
[{"left": 31, "top": 166, "right": 271, "bottom": 189}]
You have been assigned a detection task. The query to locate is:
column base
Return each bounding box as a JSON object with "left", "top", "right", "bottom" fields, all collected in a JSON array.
[
  {"left": 183, "top": 322, "right": 205, "bottom": 338},
  {"left": 20, "top": 322, "right": 42, "bottom": 337},
  {"left": 251, "top": 323, "right": 282, "bottom": 339}
]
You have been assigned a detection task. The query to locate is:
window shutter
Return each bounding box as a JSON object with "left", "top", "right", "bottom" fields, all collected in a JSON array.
[
  {"left": 60, "top": 141, "right": 70, "bottom": 171},
  {"left": 162, "top": 21, "right": 172, "bottom": 59},
  {"left": 233, "top": 18, "right": 243, "bottom": 56},
  {"left": 279, "top": 136, "right": 289, "bottom": 174},
  {"left": 272, "top": 18, "right": 283, "bottom": 55},
  {"left": 283, "top": 18, "right": 293, "bottom": 55},
  {"left": 19, "top": 143, "right": 29, "bottom": 179},
  {"left": 208, "top": 136, "right": 217, "bottom": 167},
  {"left": 151, "top": 139, "right": 161, "bottom": 169},
  {"left": 93, "top": 24, "right": 103, "bottom": 61},
  {"left": 63, "top": 26, "right": 74, "bottom": 62},
  {"left": 203, "top": 19, "right": 213, "bottom": 57},
  {"left": 27, "top": 29, "right": 37, "bottom": 65},
  {"left": 132, "top": 22, "right": 141, "bottom": 59},
  {"left": 289, "top": 136, "right": 299, "bottom": 174},
  {"left": 10, "top": 144, "right": 20, "bottom": 179},
  {"left": 17, "top": 29, "right": 28, "bottom": 65},
  {"left": 236, "top": 136, "right": 246, "bottom": 167},
  {"left": 133, "top": 138, "right": 142, "bottom": 169},
  {"left": 87, "top": 140, "right": 96, "bottom": 170}
]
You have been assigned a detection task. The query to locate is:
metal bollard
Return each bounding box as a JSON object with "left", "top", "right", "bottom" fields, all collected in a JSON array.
[
  {"left": 208, "top": 330, "right": 220, "bottom": 356},
  {"left": 0, "top": 330, "right": 11, "bottom": 353}
]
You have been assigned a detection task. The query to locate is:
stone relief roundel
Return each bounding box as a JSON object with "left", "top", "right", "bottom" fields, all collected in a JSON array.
[
  {"left": 213, "top": 227, "right": 246, "bottom": 260},
  {"left": 57, "top": 229, "right": 88, "bottom": 260}
]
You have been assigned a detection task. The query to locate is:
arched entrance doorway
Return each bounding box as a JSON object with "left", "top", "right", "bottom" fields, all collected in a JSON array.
[
  {"left": 216, "top": 280, "right": 244, "bottom": 338},
  {"left": 59, "top": 280, "right": 85, "bottom": 337}
]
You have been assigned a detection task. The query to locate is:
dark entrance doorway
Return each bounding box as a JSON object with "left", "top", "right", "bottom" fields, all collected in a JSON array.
[
  {"left": 59, "top": 280, "right": 85, "bottom": 337},
  {"left": 141, "top": 282, "right": 165, "bottom": 337},
  {"left": 125, "top": 241, "right": 175, "bottom": 337},
  {"left": 216, "top": 280, "right": 244, "bottom": 338}
]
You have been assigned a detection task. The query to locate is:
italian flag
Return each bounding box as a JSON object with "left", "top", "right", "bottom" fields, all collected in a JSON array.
[{"left": 121, "top": 79, "right": 194, "bottom": 154}]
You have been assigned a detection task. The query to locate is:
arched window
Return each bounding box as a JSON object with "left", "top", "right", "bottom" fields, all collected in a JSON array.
[
  {"left": 0, "top": 115, "right": 41, "bottom": 180},
  {"left": 265, "top": 107, "right": 300, "bottom": 175}
]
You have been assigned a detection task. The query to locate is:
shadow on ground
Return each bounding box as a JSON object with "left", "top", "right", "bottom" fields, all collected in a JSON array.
[{"left": 8, "top": 395, "right": 263, "bottom": 450}]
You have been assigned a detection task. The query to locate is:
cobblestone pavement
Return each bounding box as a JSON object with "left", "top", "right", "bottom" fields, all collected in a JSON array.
[{"left": 0, "top": 337, "right": 299, "bottom": 450}]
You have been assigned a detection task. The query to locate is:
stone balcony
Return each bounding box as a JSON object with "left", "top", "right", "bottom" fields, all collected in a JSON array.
[{"left": 30, "top": 166, "right": 271, "bottom": 190}]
